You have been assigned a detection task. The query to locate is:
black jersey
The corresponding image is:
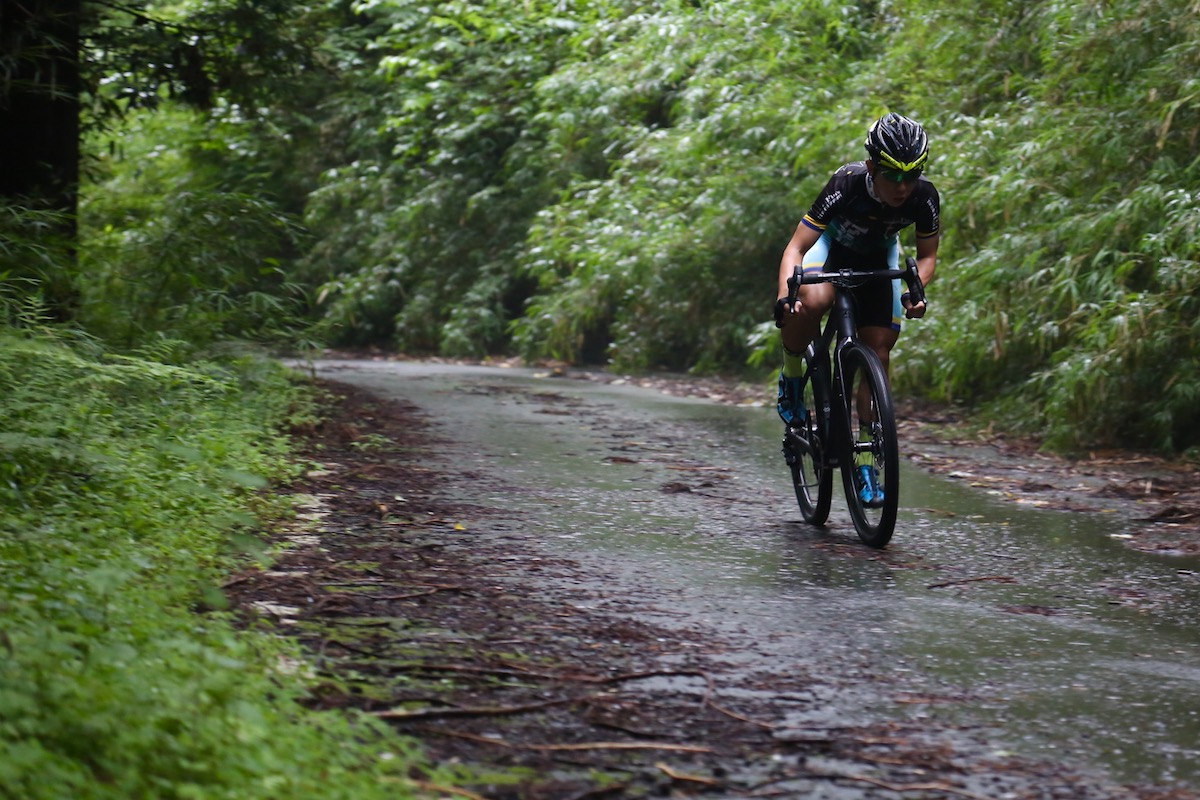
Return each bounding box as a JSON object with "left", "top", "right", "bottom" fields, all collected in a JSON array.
[{"left": 801, "top": 162, "right": 940, "bottom": 255}]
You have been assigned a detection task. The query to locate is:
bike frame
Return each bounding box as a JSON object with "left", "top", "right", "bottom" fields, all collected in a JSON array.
[
  {"left": 813, "top": 287, "right": 864, "bottom": 470},
  {"left": 816, "top": 268, "right": 907, "bottom": 462},
  {"left": 781, "top": 258, "right": 924, "bottom": 547},
  {"left": 796, "top": 266, "right": 912, "bottom": 467}
]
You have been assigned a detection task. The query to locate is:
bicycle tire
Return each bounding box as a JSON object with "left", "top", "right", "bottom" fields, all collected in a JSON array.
[
  {"left": 783, "top": 350, "right": 834, "bottom": 525},
  {"left": 837, "top": 344, "right": 899, "bottom": 548}
]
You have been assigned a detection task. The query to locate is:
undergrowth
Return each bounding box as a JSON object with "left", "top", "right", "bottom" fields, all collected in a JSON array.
[{"left": 0, "top": 328, "right": 436, "bottom": 799}]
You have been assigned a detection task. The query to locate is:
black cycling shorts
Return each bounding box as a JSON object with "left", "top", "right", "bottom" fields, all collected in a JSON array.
[{"left": 802, "top": 236, "right": 902, "bottom": 331}]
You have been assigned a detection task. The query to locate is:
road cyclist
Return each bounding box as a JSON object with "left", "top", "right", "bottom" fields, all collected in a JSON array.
[{"left": 774, "top": 112, "right": 941, "bottom": 530}]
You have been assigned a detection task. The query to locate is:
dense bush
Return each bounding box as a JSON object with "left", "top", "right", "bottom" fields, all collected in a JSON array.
[
  {"left": 76, "top": 0, "right": 1200, "bottom": 450},
  {"left": 886, "top": 0, "right": 1200, "bottom": 452},
  {"left": 79, "top": 107, "right": 313, "bottom": 352},
  {"left": 293, "top": 0, "right": 1200, "bottom": 452}
]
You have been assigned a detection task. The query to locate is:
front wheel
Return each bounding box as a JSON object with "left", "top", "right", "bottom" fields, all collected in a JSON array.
[
  {"left": 837, "top": 344, "right": 900, "bottom": 548},
  {"left": 782, "top": 351, "right": 833, "bottom": 525}
]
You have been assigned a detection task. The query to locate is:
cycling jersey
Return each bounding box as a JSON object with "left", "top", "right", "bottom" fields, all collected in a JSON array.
[
  {"left": 797, "top": 162, "right": 940, "bottom": 331},
  {"left": 801, "top": 162, "right": 940, "bottom": 255}
]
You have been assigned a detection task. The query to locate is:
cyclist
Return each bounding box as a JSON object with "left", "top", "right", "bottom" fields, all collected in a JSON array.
[{"left": 773, "top": 112, "right": 941, "bottom": 507}]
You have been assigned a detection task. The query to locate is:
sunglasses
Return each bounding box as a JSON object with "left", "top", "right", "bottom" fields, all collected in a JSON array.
[{"left": 877, "top": 167, "right": 923, "bottom": 183}]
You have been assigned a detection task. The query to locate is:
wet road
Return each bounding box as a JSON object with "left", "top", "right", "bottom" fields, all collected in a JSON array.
[{"left": 313, "top": 359, "right": 1200, "bottom": 792}]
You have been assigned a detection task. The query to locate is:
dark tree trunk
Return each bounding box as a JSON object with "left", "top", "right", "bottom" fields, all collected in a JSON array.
[{"left": 0, "top": 0, "right": 82, "bottom": 317}]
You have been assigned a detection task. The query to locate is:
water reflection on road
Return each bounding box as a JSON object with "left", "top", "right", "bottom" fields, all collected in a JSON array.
[{"left": 313, "top": 359, "right": 1200, "bottom": 789}]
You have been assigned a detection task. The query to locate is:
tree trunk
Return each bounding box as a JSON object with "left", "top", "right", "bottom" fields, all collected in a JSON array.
[{"left": 0, "top": 0, "right": 82, "bottom": 318}]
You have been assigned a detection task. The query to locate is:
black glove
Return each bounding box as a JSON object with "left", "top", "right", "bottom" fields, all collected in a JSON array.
[{"left": 774, "top": 297, "right": 792, "bottom": 327}]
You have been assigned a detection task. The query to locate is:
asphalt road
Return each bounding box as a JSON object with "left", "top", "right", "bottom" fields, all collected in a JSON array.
[{"left": 309, "top": 358, "right": 1200, "bottom": 798}]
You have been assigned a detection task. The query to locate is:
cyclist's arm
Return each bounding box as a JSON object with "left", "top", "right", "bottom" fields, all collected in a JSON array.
[
  {"left": 777, "top": 221, "right": 822, "bottom": 301},
  {"left": 913, "top": 233, "right": 939, "bottom": 288}
]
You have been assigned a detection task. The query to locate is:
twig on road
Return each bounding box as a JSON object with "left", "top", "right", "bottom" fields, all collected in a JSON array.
[{"left": 926, "top": 575, "right": 1017, "bottom": 590}]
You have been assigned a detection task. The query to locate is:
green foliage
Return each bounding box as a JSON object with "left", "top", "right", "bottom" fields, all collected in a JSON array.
[
  {"left": 81, "top": 0, "right": 331, "bottom": 121},
  {"left": 81, "top": 107, "right": 310, "bottom": 350},
  {"left": 0, "top": 328, "right": 431, "bottom": 799},
  {"left": 883, "top": 0, "right": 1200, "bottom": 451},
  {"left": 302, "top": 0, "right": 886, "bottom": 367},
  {"left": 303, "top": 0, "right": 579, "bottom": 355},
  {"left": 0, "top": 204, "right": 81, "bottom": 324},
  {"left": 512, "top": 0, "right": 880, "bottom": 370},
  {"left": 76, "top": 0, "right": 1200, "bottom": 456}
]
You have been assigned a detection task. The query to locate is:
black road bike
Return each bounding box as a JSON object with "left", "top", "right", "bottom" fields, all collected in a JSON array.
[{"left": 780, "top": 256, "right": 925, "bottom": 548}]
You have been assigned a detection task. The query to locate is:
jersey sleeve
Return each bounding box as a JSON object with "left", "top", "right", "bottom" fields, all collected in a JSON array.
[
  {"left": 801, "top": 167, "right": 853, "bottom": 232},
  {"left": 915, "top": 182, "right": 941, "bottom": 239}
]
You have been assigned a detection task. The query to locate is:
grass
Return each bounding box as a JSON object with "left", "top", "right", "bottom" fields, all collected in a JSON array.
[{"left": 0, "top": 328, "right": 442, "bottom": 800}]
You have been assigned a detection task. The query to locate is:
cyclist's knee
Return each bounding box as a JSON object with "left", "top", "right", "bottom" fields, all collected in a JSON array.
[
  {"left": 779, "top": 286, "right": 831, "bottom": 352},
  {"left": 799, "top": 282, "right": 834, "bottom": 312}
]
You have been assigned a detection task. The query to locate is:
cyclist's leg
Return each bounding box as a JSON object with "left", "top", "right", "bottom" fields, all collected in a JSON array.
[
  {"left": 883, "top": 239, "right": 906, "bottom": 376},
  {"left": 779, "top": 234, "right": 835, "bottom": 424},
  {"left": 780, "top": 233, "right": 835, "bottom": 355},
  {"left": 858, "top": 326, "right": 899, "bottom": 390}
]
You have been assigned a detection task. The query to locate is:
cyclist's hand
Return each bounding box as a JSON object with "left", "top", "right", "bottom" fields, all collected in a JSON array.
[
  {"left": 774, "top": 297, "right": 799, "bottom": 327},
  {"left": 902, "top": 293, "right": 927, "bottom": 320}
]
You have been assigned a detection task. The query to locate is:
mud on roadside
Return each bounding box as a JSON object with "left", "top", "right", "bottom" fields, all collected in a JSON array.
[{"left": 225, "top": 374, "right": 1200, "bottom": 799}]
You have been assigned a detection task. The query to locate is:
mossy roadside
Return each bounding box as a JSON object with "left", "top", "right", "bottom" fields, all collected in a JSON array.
[{"left": 0, "top": 339, "right": 439, "bottom": 800}]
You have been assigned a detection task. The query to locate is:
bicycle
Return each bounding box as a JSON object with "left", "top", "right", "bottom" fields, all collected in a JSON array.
[{"left": 779, "top": 256, "right": 925, "bottom": 548}]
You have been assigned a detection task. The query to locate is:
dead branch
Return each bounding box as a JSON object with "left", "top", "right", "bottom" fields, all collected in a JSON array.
[
  {"left": 368, "top": 587, "right": 460, "bottom": 601},
  {"left": 412, "top": 727, "right": 514, "bottom": 748},
  {"left": 414, "top": 728, "right": 713, "bottom": 755},
  {"left": 753, "top": 769, "right": 992, "bottom": 800},
  {"left": 584, "top": 716, "right": 664, "bottom": 740},
  {"left": 321, "top": 638, "right": 377, "bottom": 657},
  {"left": 706, "top": 699, "right": 777, "bottom": 729},
  {"left": 398, "top": 778, "right": 489, "bottom": 800},
  {"left": 372, "top": 698, "right": 572, "bottom": 720},
  {"left": 400, "top": 662, "right": 564, "bottom": 681},
  {"left": 531, "top": 741, "right": 713, "bottom": 754},
  {"left": 816, "top": 771, "right": 993, "bottom": 800},
  {"left": 398, "top": 663, "right": 716, "bottom": 694},
  {"left": 654, "top": 761, "right": 721, "bottom": 786},
  {"left": 926, "top": 575, "right": 1017, "bottom": 589}
]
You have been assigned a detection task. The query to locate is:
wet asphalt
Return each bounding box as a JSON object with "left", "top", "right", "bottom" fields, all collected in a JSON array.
[{"left": 310, "top": 359, "right": 1200, "bottom": 795}]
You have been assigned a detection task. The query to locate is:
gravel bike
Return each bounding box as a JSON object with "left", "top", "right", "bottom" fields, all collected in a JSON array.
[{"left": 780, "top": 256, "right": 925, "bottom": 548}]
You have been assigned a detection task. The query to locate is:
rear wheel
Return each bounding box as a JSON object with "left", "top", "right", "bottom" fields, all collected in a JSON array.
[
  {"left": 838, "top": 344, "right": 899, "bottom": 548},
  {"left": 783, "top": 351, "right": 833, "bottom": 525}
]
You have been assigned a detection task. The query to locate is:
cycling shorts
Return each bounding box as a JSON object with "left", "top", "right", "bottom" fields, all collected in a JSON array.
[{"left": 801, "top": 233, "right": 903, "bottom": 332}]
